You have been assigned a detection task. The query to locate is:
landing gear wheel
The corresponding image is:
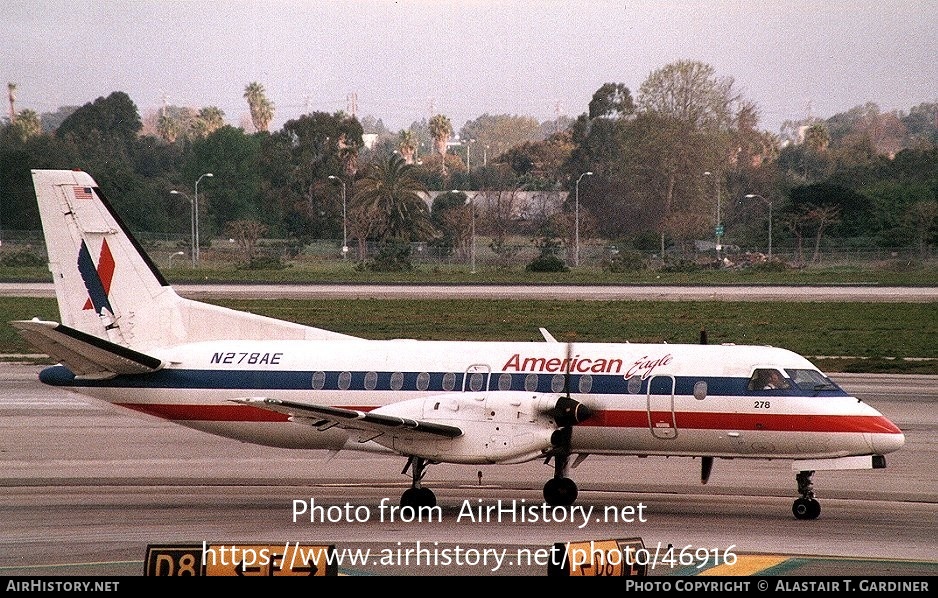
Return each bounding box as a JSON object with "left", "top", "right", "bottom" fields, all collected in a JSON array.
[
  {"left": 792, "top": 470, "right": 820, "bottom": 520},
  {"left": 543, "top": 476, "right": 578, "bottom": 506},
  {"left": 401, "top": 487, "right": 436, "bottom": 509},
  {"left": 792, "top": 497, "right": 821, "bottom": 520}
]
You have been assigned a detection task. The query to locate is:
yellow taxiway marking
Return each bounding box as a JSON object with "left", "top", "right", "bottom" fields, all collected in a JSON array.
[{"left": 699, "top": 555, "right": 789, "bottom": 576}]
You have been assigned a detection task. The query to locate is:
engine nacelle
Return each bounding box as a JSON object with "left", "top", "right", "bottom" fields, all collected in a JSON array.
[{"left": 368, "top": 391, "right": 592, "bottom": 464}]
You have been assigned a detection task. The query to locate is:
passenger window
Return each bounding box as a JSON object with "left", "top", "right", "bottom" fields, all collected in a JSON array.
[
  {"left": 550, "top": 374, "right": 565, "bottom": 393},
  {"left": 524, "top": 373, "right": 538, "bottom": 392},
  {"left": 627, "top": 375, "right": 642, "bottom": 394},
  {"left": 578, "top": 374, "right": 592, "bottom": 393},
  {"left": 748, "top": 368, "right": 791, "bottom": 391},
  {"left": 364, "top": 371, "right": 377, "bottom": 391},
  {"left": 312, "top": 371, "right": 326, "bottom": 390},
  {"left": 417, "top": 372, "right": 430, "bottom": 391},
  {"left": 469, "top": 372, "right": 485, "bottom": 392},
  {"left": 338, "top": 371, "right": 351, "bottom": 390},
  {"left": 442, "top": 372, "right": 456, "bottom": 391},
  {"left": 498, "top": 373, "right": 512, "bottom": 391},
  {"left": 390, "top": 371, "right": 404, "bottom": 391}
]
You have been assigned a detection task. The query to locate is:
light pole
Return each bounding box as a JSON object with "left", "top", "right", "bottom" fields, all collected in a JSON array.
[
  {"left": 328, "top": 175, "right": 348, "bottom": 258},
  {"left": 456, "top": 190, "right": 477, "bottom": 274},
  {"left": 574, "top": 171, "right": 593, "bottom": 267},
  {"left": 465, "top": 138, "right": 476, "bottom": 173},
  {"left": 169, "top": 189, "right": 195, "bottom": 267},
  {"left": 704, "top": 171, "right": 722, "bottom": 260},
  {"left": 194, "top": 172, "right": 213, "bottom": 265},
  {"left": 745, "top": 193, "right": 773, "bottom": 261}
]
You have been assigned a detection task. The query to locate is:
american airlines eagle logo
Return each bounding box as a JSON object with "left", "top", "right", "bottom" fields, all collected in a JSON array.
[{"left": 77, "top": 238, "right": 115, "bottom": 315}]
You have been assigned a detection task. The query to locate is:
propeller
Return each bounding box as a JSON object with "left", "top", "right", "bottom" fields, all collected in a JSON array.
[
  {"left": 699, "top": 327, "right": 714, "bottom": 484},
  {"left": 701, "top": 456, "right": 714, "bottom": 484}
]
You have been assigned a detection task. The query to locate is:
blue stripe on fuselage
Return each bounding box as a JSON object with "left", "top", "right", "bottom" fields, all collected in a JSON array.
[{"left": 38, "top": 365, "right": 849, "bottom": 398}]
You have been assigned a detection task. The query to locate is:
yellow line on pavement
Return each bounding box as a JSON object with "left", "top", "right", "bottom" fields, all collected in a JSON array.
[{"left": 699, "top": 555, "right": 789, "bottom": 576}]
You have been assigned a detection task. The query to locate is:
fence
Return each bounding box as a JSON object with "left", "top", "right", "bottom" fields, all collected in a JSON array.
[{"left": 1, "top": 229, "right": 934, "bottom": 271}]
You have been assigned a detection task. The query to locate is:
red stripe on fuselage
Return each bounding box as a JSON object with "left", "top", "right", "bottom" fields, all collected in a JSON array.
[
  {"left": 117, "top": 403, "right": 290, "bottom": 422},
  {"left": 114, "top": 403, "right": 901, "bottom": 434},
  {"left": 587, "top": 410, "right": 902, "bottom": 434}
]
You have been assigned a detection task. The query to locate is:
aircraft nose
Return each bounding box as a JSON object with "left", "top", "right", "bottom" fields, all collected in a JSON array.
[{"left": 871, "top": 430, "right": 906, "bottom": 454}]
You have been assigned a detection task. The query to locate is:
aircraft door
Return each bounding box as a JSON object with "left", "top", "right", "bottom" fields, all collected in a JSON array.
[
  {"left": 647, "top": 375, "right": 677, "bottom": 439},
  {"left": 463, "top": 364, "right": 491, "bottom": 395}
]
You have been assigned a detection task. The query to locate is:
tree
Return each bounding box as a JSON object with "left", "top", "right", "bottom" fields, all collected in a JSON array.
[
  {"left": 398, "top": 129, "right": 418, "bottom": 164},
  {"left": 588, "top": 83, "right": 636, "bottom": 120},
  {"left": 429, "top": 114, "right": 453, "bottom": 160},
  {"left": 803, "top": 122, "right": 830, "bottom": 152},
  {"left": 225, "top": 219, "right": 268, "bottom": 264},
  {"left": 8, "top": 109, "right": 41, "bottom": 141},
  {"left": 243, "top": 82, "right": 274, "bottom": 133},
  {"left": 638, "top": 60, "right": 738, "bottom": 131},
  {"left": 905, "top": 200, "right": 938, "bottom": 258},
  {"left": 7, "top": 82, "right": 15, "bottom": 123},
  {"left": 192, "top": 106, "right": 226, "bottom": 138},
  {"left": 56, "top": 91, "right": 142, "bottom": 143},
  {"left": 459, "top": 114, "right": 543, "bottom": 170},
  {"left": 354, "top": 154, "right": 436, "bottom": 243}
]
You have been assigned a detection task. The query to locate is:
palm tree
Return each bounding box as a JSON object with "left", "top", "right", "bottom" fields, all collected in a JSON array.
[
  {"left": 193, "top": 106, "right": 226, "bottom": 137},
  {"left": 428, "top": 114, "right": 452, "bottom": 159},
  {"left": 7, "top": 82, "right": 16, "bottom": 123},
  {"left": 354, "top": 154, "right": 437, "bottom": 243},
  {"left": 398, "top": 129, "right": 417, "bottom": 164},
  {"left": 243, "top": 82, "right": 274, "bottom": 132}
]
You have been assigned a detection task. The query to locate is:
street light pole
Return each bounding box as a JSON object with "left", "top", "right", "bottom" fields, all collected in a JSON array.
[
  {"left": 169, "top": 189, "right": 195, "bottom": 268},
  {"left": 194, "top": 172, "right": 213, "bottom": 266},
  {"left": 456, "top": 190, "right": 477, "bottom": 274},
  {"left": 704, "top": 171, "right": 722, "bottom": 260},
  {"left": 745, "top": 193, "right": 773, "bottom": 261},
  {"left": 328, "top": 175, "right": 348, "bottom": 258},
  {"left": 575, "top": 171, "right": 593, "bottom": 267},
  {"left": 465, "top": 138, "right": 476, "bottom": 174}
]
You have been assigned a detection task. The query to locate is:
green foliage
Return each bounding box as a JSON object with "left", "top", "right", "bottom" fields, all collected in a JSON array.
[
  {"left": 658, "top": 257, "right": 701, "bottom": 273},
  {"left": 359, "top": 241, "right": 415, "bottom": 272},
  {"left": 0, "top": 249, "right": 45, "bottom": 267},
  {"left": 526, "top": 224, "right": 568, "bottom": 272},
  {"left": 602, "top": 249, "right": 647, "bottom": 273},
  {"left": 525, "top": 252, "right": 568, "bottom": 272},
  {"left": 745, "top": 260, "right": 792, "bottom": 273},
  {"left": 236, "top": 256, "right": 287, "bottom": 270}
]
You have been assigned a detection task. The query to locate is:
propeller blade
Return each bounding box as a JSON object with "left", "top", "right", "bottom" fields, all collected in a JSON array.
[{"left": 701, "top": 456, "right": 714, "bottom": 484}]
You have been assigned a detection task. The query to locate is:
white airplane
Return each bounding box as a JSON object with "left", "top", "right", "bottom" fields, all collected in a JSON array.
[{"left": 12, "top": 169, "right": 905, "bottom": 520}]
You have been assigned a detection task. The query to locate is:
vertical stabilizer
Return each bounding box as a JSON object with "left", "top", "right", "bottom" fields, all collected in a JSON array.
[
  {"left": 32, "top": 169, "right": 172, "bottom": 348},
  {"left": 31, "top": 169, "right": 360, "bottom": 351}
]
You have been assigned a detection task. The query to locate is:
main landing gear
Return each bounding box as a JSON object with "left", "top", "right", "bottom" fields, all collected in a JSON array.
[
  {"left": 792, "top": 470, "right": 821, "bottom": 520},
  {"left": 543, "top": 427, "right": 578, "bottom": 507},
  {"left": 400, "top": 456, "right": 437, "bottom": 509}
]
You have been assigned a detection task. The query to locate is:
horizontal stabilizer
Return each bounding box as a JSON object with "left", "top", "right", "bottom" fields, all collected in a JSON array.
[
  {"left": 232, "top": 397, "right": 463, "bottom": 439},
  {"left": 11, "top": 319, "right": 163, "bottom": 379}
]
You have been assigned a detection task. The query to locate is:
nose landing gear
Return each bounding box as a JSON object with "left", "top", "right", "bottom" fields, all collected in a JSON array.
[{"left": 792, "top": 470, "right": 821, "bottom": 520}]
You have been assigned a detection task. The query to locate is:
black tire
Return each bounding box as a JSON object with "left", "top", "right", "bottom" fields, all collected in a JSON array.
[{"left": 543, "top": 477, "right": 578, "bottom": 506}]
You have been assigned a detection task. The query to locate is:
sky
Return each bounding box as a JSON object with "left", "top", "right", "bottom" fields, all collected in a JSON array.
[{"left": 4, "top": 0, "right": 937, "bottom": 136}]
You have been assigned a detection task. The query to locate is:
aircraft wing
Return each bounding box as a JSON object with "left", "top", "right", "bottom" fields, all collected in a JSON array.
[
  {"left": 232, "top": 397, "right": 464, "bottom": 441},
  {"left": 10, "top": 319, "right": 164, "bottom": 378}
]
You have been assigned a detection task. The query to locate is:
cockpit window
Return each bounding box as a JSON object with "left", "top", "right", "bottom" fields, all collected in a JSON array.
[
  {"left": 785, "top": 369, "right": 839, "bottom": 391},
  {"left": 747, "top": 368, "right": 791, "bottom": 390}
]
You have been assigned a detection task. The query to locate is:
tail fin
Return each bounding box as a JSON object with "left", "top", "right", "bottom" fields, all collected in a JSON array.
[{"left": 27, "top": 169, "right": 357, "bottom": 351}]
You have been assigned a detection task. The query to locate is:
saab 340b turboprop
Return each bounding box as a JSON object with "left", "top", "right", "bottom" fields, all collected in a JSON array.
[{"left": 11, "top": 169, "right": 905, "bottom": 520}]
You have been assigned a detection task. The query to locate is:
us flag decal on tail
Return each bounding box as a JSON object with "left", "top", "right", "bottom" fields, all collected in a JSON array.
[{"left": 73, "top": 186, "right": 94, "bottom": 200}]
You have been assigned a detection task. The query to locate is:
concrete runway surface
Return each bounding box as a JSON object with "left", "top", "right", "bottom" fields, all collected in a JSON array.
[{"left": 0, "top": 364, "right": 936, "bottom": 577}]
